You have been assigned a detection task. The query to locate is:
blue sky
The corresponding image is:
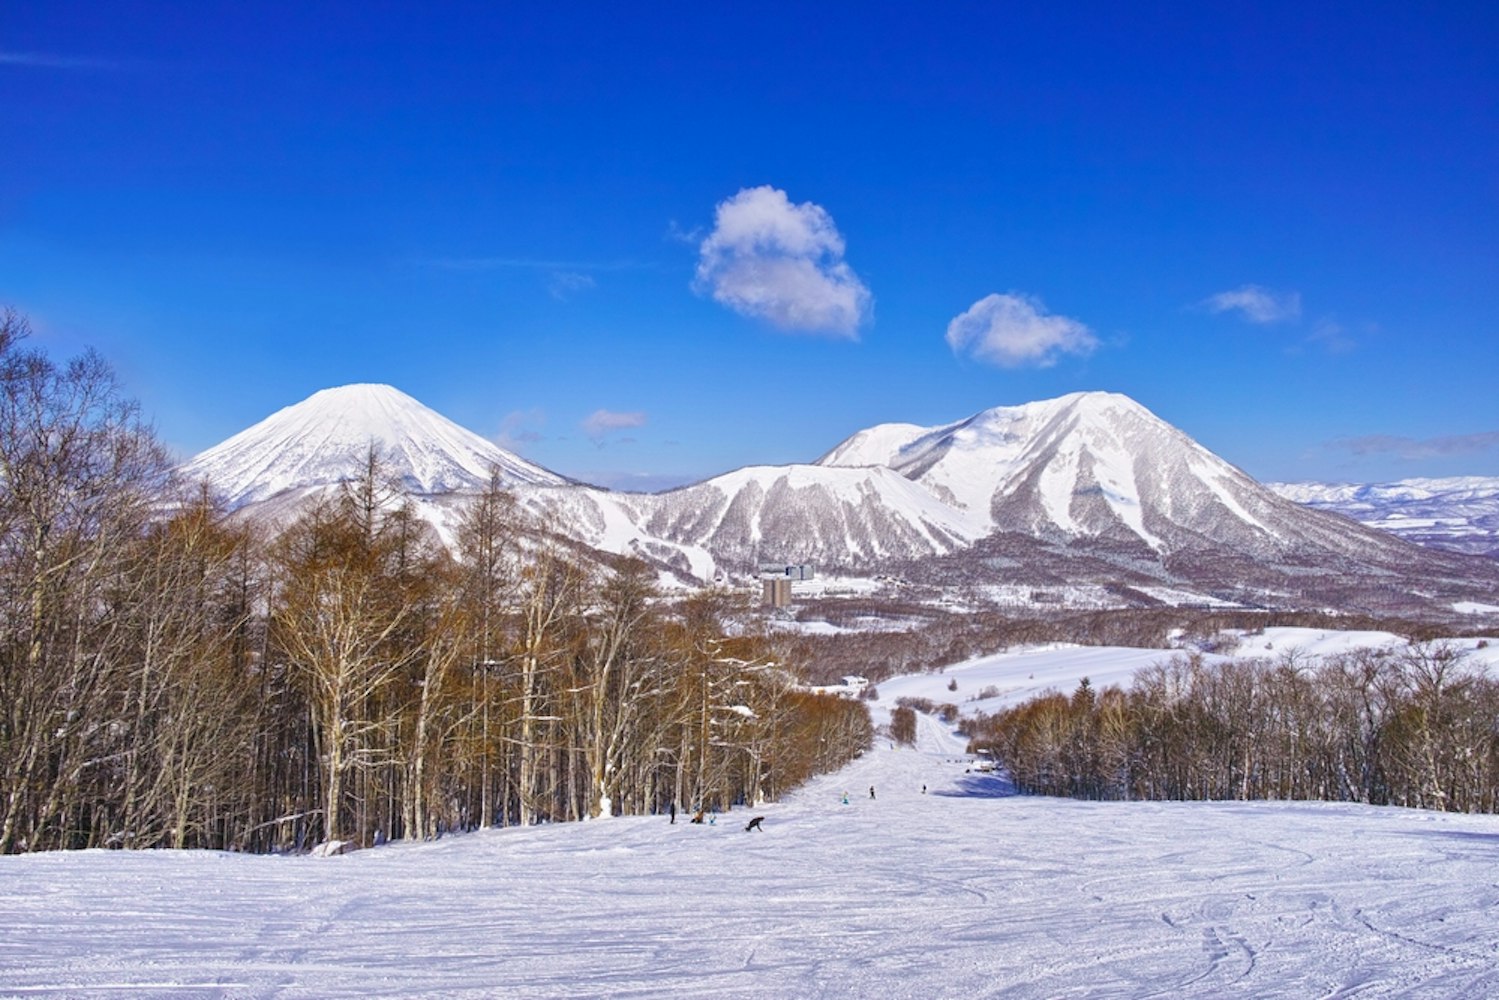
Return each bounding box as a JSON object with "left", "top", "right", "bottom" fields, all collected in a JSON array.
[{"left": 4, "top": 2, "right": 1496, "bottom": 489}]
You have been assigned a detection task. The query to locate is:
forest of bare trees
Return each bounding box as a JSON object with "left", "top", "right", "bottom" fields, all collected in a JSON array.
[
  {"left": 967, "top": 643, "right": 1499, "bottom": 812},
  {"left": 0, "top": 312, "right": 871, "bottom": 854}
]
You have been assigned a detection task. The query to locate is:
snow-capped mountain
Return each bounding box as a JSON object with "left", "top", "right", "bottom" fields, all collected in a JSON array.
[
  {"left": 818, "top": 392, "right": 1408, "bottom": 563},
  {"left": 511, "top": 463, "right": 987, "bottom": 583},
  {"left": 179, "top": 383, "right": 568, "bottom": 507},
  {"left": 1271, "top": 477, "right": 1499, "bottom": 559},
  {"left": 180, "top": 384, "right": 1499, "bottom": 614},
  {"left": 626, "top": 463, "right": 983, "bottom": 569}
]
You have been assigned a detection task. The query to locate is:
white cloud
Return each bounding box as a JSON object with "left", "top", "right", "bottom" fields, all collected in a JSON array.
[
  {"left": 945, "top": 293, "right": 1097, "bottom": 368},
  {"left": 582, "top": 409, "right": 647, "bottom": 441},
  {"left": 548, "top": 271, "right": 596, "bottom": 300},
  {"left": 694, "top": 185, "right": 871, "bottom": 337},
  {"left": 1202, "top": 284, "right": 1302, "bottom": 324}
]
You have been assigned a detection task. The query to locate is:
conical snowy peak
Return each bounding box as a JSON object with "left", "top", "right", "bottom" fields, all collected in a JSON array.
[
  {"left": 180, "top": 383, "right": 567, "bottom": 508},
  {"left": 819, "top": 393, "right": 1144, "bottom": 469},
  {"left": 818, "top": 391, "right": 1162, "bottom": 518},
  {"left": 817, "top": 389, "right": 1390, "bottom": 558}
]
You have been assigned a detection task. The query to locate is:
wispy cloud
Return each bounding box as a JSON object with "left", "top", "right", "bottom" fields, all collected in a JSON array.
[
  {"left": 495, "top": 408, "right": 547, "bottom": 451},
  {"left": 1305, "top": 318, "right": 1357, "bottom": 355},
  {"left": 548, "top": 271, "right": 596, "bottom": 300},
  {"left": 421, "top": 256, "right": 647, "bottom": 301},
  {"left": 694, "top": 185, "right": 872, "bottom": 338},
  {"left": 665, "top": 220, "right": 702, "bottom": 245},
  {"left": 1201, "top": 284, "right": 1302, "bottom": 324},
  {"left": 582, "top": 409, "right": 647, "bottom": 443},
  {"left": 1329, "top": 431, "right": 1499, "bottom": 461},
  {"left": 0, "top": 51, "right": 120, "bottom": 70},
  {"left": 421, "top": 256, "right": 651, "bottom": 273},
  {"left": 945, "top": 292, "right": 1097, "bottom": 368}
]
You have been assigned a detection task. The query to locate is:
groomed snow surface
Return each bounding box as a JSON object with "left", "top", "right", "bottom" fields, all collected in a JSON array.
[{"left": 5, "top": 632, "right": 1499, "bottom": 998}]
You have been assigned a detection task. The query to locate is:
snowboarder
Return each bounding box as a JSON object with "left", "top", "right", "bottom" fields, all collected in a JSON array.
[
  {"left": 669, "top": 801, "right": 676, "bottom": 824},
  {"left": 869, "top": 785, "right": 876, "bottom": 799},
  {"left": 745, "top": 816, "right": 764, "bottom": 832},
  {"left": 921, "top": 784, "right": 927, "bottom": 794},
  {"left": 841, "top": 792, "right": 849, "bottom": 805}
]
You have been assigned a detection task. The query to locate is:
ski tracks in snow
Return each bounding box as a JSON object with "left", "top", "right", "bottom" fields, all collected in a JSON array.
[{"left": 4, "top": 712, "right": 1499, "bottom": 997}]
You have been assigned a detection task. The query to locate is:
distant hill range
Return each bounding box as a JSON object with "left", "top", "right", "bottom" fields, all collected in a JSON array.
[
  {"left": 1270, "top": 478, "right": 1499, "bottom": 559},
  {"left": 179, "top": 385, "right": 1499, "bottom": 619}
]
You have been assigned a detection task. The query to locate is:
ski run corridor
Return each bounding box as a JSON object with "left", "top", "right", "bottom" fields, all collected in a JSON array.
[{"left": 5, "top": 640, "right": 1499, "bottom": 998}]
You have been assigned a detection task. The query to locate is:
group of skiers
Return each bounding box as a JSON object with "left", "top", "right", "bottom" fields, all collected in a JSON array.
[{"left": 669, "top": 780, "right": 922, "bottom": 832}]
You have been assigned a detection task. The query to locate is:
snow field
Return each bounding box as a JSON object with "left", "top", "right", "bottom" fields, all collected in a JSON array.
[
  {"left": 5, "top": 750, "right": 1499, "bottom": 996},
  {"left": 4, "top": 631, "right": 1499, "bottom": 997},
  {"left": 866, "top": 627, "right": 1499, "bottom": 727}
]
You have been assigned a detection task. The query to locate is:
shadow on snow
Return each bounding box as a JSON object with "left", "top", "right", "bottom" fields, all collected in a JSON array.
[{"left": 935, "top": 772, "right": 1016, "bottom": 799}]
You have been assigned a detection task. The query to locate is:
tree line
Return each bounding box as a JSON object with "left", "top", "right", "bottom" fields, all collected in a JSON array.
[
  {"left": 780, "top": 596, "right": 1465, "bottom": 690},
  {"left": 0, "top": 312, "right": 870, "bottom": 854},
  {"left": 965, "top": 642, "right": 1499, "bottom": 812}
]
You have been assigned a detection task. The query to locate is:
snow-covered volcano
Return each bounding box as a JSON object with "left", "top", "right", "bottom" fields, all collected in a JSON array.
[
  {"left": 818, "top": 391, "right": 1410, "bottom": 562},
  {"left": 179, "top": 383, "right": 568, "bottom": 507}
]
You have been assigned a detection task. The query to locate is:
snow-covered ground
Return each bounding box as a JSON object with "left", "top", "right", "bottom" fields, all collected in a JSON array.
[
  {"left": 5, "top": 631, "right": 1499, "bottom": 998},
  {"left": 866, "top": 627, "right": 1499, "bottom": 726},
  {"left": 868, "top": 644, "right": 1198, "bottom": 726}
]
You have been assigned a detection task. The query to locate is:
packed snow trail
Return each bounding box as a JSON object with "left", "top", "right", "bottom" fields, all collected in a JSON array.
[{"left": 4, "top": 712, "right": 1499, "bottom": 998}]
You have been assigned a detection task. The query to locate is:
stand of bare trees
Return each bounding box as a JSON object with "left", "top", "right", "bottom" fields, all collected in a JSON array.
[
  {"left": 0, "top": 313, "right": 871, "bottom": 854},
  {"left": 968, "top": 644, "right": 1499, "bottom": 812}
]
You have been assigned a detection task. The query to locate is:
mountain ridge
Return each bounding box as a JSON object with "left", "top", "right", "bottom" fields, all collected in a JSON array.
[
  {"left": 178, "top": 385, "right": 1499, "bottom": 615},
  {"left": 1270, "top": 476, "right": 1499, "bottom": 559}
]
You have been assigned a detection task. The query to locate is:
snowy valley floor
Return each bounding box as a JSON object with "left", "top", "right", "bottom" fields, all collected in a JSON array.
[{"left": 5, "top": 632, "right": 1499, "bottom": 998}]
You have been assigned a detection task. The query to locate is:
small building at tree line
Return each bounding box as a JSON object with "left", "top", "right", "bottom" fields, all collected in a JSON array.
[{"left": 759, "top": 563, "right": 813, "bottom": 607}]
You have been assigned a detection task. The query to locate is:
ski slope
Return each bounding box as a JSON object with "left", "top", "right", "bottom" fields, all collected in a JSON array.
[{"left": 4, "top": 633, "right": 1499, "bottom": 997}]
